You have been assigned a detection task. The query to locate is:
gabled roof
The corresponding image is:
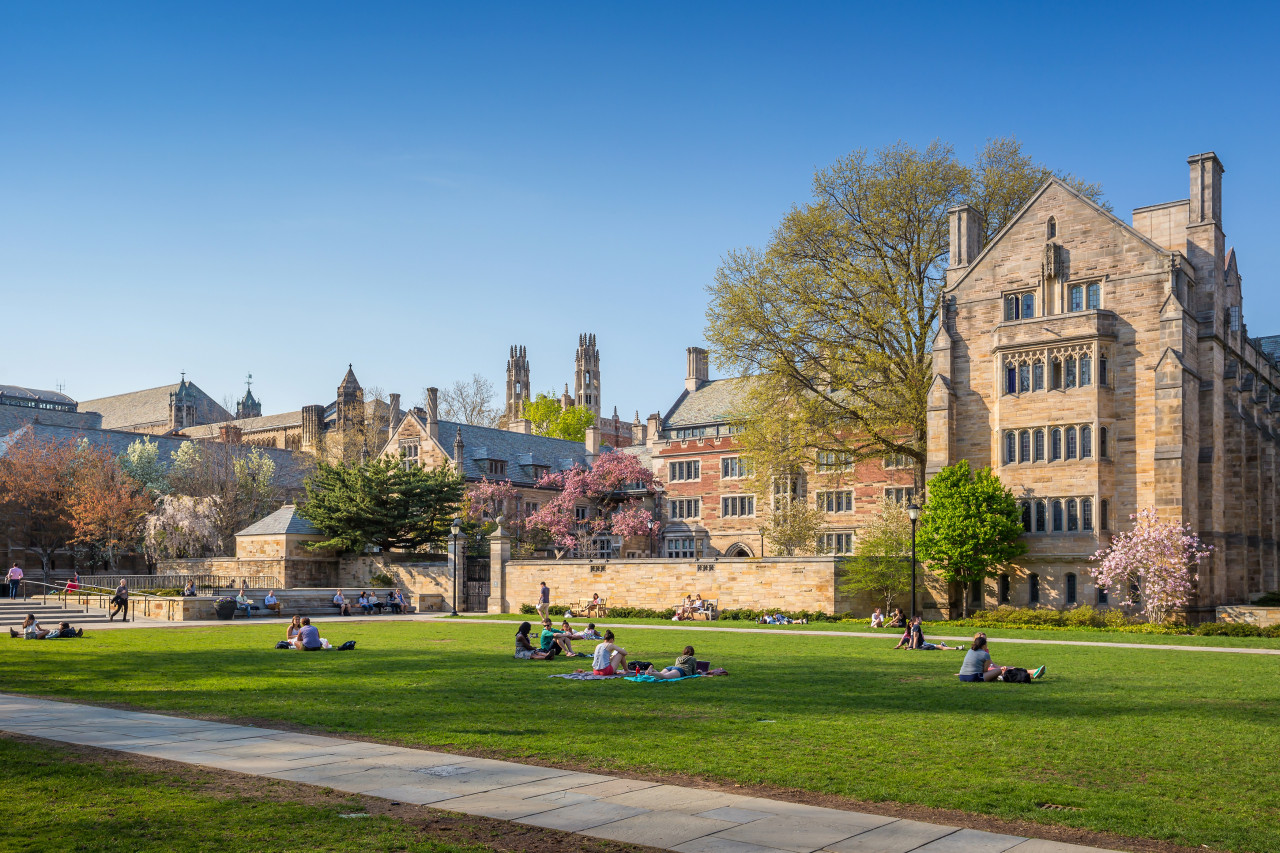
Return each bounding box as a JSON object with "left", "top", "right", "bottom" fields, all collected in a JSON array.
[
  {"left": 393, "top": 410, "right": 590, "bottom": 486},
  {"left": 237, "top": 505, "right": 320, "bottom": 536},
  {"left": 0, "top": 384, "right": 77, "bottom": 407},
  {"left": 662, "top": 377, "right": 756, "bottom": 428},
  {"left": 81, "top": 382, "right": 233, "bottom": 430}
]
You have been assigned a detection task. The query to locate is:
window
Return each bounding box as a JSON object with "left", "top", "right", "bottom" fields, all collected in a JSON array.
[
  {"left": 399, "top": 440, "right": 419, "bottom": 471},
  {"left": 817, "top": 490, "right": 854, "bottom": 513},
  {"left": 1051, "top": 359, "right": 1063, "bottom": 390},
  {"left": 1000, "top": 574, "right": 1011, "bottom": 603},
  {"left": 1086, "top": 283, "right": 1100, "bottom": 310},
  {"left": 666, "top": 537, "right": 697, "bottom": 559},
  {"left": 816, "top": 452, "right": 854, "bottom": 472},
  {"left": 1005, "top": 365, "right": 1017, "bottom": 395},
  {"left": 669, "top": 498, "right": 701, "bottom": 519},
  {"left": 1019, "top": 363, "right": 1031, "bottom": 393},
  {"left": 1005, "top": 292, "right": 1035, "bottom": 321},
  {"left": 1097, "top": 585, "right": 1108, "bottom": 605},
  {"left": 1064, "top": 356, "right": 1077, "bottom": 389},
  {"left": 1046, "top": 217, "right": 1057, "bottom": 239},
  {"left": 885, "top": 487, "right": 915, "bottom": 505},
  {"left": 1050, "top": 428, "right": 1062, "bottom": 461},
  {"left": 721, "top": 457, "right": 744, "bottom": 479},
  {"left": 1034, "top": 429, "right": 1045, "bottom": 462},
  {"left": 1033, "top": 361, "right": 1045, "bottom": 391},
  {"left": 773, "top": 471, "right": 802, "bottom": 508},
  {"left": 524, "top": 501, "right": 539, "bottom": 516},
  {"left": 1065, "top": 426, "right": 1077, "bottom": 460},
  {"left": 1099, "top": 427, "right": 1108, "bottom": 458},
  {"left": 486, "top": 460, "right": 507, "bottom": 477},
  {"left": 1051, "top": 499, "right": 1063, "bottom": 532},
  {"left": 1021, "top": 292, "right": 1035, "bottom": 320},
  {"left": 1081, "top": 426, "right": 1092, "bottom": 458},
  {"left": 1099, "top": 354, "right": 1109, "bottom": 386},
  {"left": 1100, "top": 499, "right": 1109, "bottom": 531},
  {"left": 1005, "top": 295, "right": 1019, "bottom": 321},
  {"left": 531, "top": 465, "right": 549, "bottom": 480},
  {"left": 1066, "top": 573, "right": 1078, "bottom": 605},
  {"left": 1029, "top": 573, "right": 1040, "bottom": 604},
  {"left": 1229, "top": 305, "right": 1241, "bottom": 332},
  {"left": 669, "top": 460, "right": 701, "bottom": 481},
  {"left": 883, "top": 454, "right": 911, "bottom": 470},
  {"left": 1066, "top": 498, "right": 1079, "bottom": 531},
  {"left": 1069, "top": 285, "right": 1084, "bottom": 312},
  {"left": 575, "top": 505, "right": 589, "bottom": 521},
  {"left": 820, "top": 532, "right": 856, "bottom": 554},
  {"left": 1019, "top": 430, "right": 1031, "bottom": 463},
  {"left": 721, "top": 495, "right": 755, "bottom": 517},
  {"left": 1021, "top": 502, "right": 1032, "bottom": 532},
  {"left": 1005, "top": 432, "right": 1016, "bottom": 465},
  {"left": 674, "top": 427, "right": 707, "bottom": 440},
  {"left": 1080, "top": 354, "right": 1092, "bottom": 386},
  {"left": 1082, "top": 498, "right": 1093, "bottom": 531},
  {"left": 1035, "top": 500, "right": 1046, "bottom": 532},
  {"left": 971, "top": 581, "right": 982, "bottom": 604}
]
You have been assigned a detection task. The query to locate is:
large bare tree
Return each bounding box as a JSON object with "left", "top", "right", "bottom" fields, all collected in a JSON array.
[{"left": 435, "top": 374, "right": 501, "bottom": 428}]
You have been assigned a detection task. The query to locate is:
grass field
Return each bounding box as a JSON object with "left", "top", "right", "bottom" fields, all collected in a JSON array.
[{"left": 2, "top": 619, "right": 1278, "bottom": 852}]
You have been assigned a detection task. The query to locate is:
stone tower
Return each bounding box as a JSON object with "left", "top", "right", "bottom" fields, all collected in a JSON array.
[
  {"left": 574, "top": 333, "right": 601, "bottom": 418},
  {"left": 168, "top": 375, "right": 197, "bottom": 431},
  {"left": 236, "top": 374, "right": 262, "bottom": 420},
  {"left": 504, "top": 345, "right": 530, "bottom": 423},
  {"left": 336, "top": 364, "right": 363, "bottom": 430}
]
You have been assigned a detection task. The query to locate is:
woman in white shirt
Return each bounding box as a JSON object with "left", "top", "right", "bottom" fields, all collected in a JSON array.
[{"left": 591, "top": 631, "right": 627, "bottom": 676}]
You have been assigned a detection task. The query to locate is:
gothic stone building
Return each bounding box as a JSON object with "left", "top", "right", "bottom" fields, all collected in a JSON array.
[
  {"left": 929, "top": 151, "right": 1277, "bottom": 616},
  {"left": 81, "top": 378, "right": 233, "bottom": 435}
]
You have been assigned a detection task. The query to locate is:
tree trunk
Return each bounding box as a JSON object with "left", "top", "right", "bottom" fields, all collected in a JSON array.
[{"left": 961, "top": 582, "right": 969, "bottom": 618}]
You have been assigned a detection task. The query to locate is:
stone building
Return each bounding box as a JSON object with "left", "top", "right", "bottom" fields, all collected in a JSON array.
[
  {"left": 81, "top": 377, "right": 232, "bottom": 434},
  {"left": 929, "top": 151, "right": 1279, "bottom": 616},
  {"left": 0, "top": 384, "right": 102, "bottom": 432},
  {"left": 627, "top": 347, "right": 916, "bottom": 559}
]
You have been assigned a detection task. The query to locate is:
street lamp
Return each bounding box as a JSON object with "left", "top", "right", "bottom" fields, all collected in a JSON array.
[
  {"left": 758, "top": 526, "right": 766, "bottom": 558},
  {"left": 449, "top": 517, "right": 462, "bottom": 615},
  {"left": 906, "top": 502, "right": 921, "bottom": 622}
]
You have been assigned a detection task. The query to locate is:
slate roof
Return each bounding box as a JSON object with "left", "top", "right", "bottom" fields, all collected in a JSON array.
[
  {"left": 81, "top": 382, "right": 233, "bottom": 430},
  {"left": 662, "top": 377, "right": 756, "bottom": 428},
  {"left": 1256, "top": 335, "right": 1280, "bottom": 366},
  {"left": 0, "top": 384, "right": 77, "bottom": 407},
  {"left": 0, "top": 423, "right": 310, "bottom": 491},
  {"left": 181, "top": 410, "right": 305, "bottom": 439},
  {"left": 236, "top": 505, "right": 320, "bottom": 536},
  {"left": 395, "top": 410, "right": 590, "bottom": 486},
  {"left": 0, "top": 406, "right": 102, "bottom": 434}
]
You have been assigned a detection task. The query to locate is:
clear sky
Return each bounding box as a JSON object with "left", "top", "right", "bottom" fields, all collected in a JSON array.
[{"left": 3, "top": 2, "right": 1278, "bottom": 420}]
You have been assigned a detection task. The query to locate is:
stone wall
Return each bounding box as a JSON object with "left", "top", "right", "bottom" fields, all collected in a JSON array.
[
  {"left": 338, "top": 554, "right": 452, "bottom": 599},
  {"left": 1216, "top": 605, "right": 1280, "bottom": 628},
  {"left": 155, "top": 556, "right": 339, "bottom": 587}
]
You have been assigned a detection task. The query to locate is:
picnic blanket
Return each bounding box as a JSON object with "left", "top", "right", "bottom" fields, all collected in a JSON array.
[
  {"left": 624, "top": 673, "right": 703, "bottom": 683},
  {"left": 548, "top": 671, "right": 626, "bottom": 680}
]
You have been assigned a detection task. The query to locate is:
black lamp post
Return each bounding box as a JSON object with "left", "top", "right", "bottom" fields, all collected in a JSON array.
[
  {"left": 758, "top": 526, "right": 766, "bottom": 558},
  {"left": 906, "top": 502, "right": 921, "bottom": 622},
  {"left": 449, "top": 517, "right": 462, "bottom": 615}
]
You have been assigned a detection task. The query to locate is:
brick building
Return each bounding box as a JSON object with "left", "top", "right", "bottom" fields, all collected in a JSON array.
[{"left": 929, "top": 151, "right": 1279, "bottom": 615}]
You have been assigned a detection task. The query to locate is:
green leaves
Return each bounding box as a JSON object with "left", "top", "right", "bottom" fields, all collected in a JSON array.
[{"left": 521, "top": 393, "right": 596, "bottom": 442}]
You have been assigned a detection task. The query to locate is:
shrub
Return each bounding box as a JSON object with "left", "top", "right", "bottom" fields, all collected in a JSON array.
[
  {"left": 1252, "top": 591, "right": 1280, "bottom": 606},
  {"left": 1195, "top": 621, "right": 1264, "bottom": 637},
  {"left": 368, "top": 572, "right": 396, "bottom": 588}
]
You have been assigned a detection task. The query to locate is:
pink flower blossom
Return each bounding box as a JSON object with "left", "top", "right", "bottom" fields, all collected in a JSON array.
[{"left": 1089, "top": 507, "right": 1211, "bottom": 623}]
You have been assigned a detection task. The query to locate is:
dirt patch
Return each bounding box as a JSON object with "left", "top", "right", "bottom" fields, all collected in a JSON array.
[{"left": 2, "top": 732, "right": 661, "bottom": 853}]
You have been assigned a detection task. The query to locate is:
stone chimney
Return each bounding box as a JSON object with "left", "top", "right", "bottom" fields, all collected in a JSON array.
[
  {"left": 631, "top": 410, "right": 645, "bottom": 445},
  {"left": 425, "top": 387, "right": 439, "bottom": 441},
  {"left": 646, "top": 412, "right": 663, "bottom": 448},
  {"left": 686, "top": 347, "right": 709, "bottom": 393},
  {"left": 1189, "top": 152, "right": 1224, "bottom": 226},
  {"left": 218, "top": 424, "right": 243, "bottom": 444},
  {"left": 453, "top": 426, "right": 465, "bottom": 473},
  {"left": 301, "top": 405, "right": 324, "bottom": 453},
  {"left": 947, "top": 204, "right": 984, "bottom": 271},
  {"left": 510, "top": 417, "right": 532, "bottom": 435},
  {"left": 585, "top": 424, "right": 601, "bottom": 461},
  {"left": 387, "top": 392, "right": 401, "bottom": 441}
]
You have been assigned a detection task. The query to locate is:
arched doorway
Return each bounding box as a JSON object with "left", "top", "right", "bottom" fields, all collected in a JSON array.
[{"left": 724, "top": 543, "right": 754, "bottom": 558}]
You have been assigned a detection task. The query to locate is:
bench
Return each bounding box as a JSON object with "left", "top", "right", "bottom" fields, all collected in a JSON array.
[
  {"left": 570, "top": 598, "right": 608, "bottom": 617},
  {"left": 672, "top": 598, "right": 718, "bottom": 620}
]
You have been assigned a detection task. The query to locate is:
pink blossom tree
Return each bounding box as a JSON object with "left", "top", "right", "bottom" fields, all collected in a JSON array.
[
  {"left": 526, "top": 451, "right": 661, "bottom": 557},
  {"left": 1089, "top": 507, "right": 1211, "bottom": 623}
]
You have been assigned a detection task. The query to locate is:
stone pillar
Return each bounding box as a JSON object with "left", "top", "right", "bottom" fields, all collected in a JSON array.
[{"left": 488, "top": 523, "right": 512, "bottom": 614}]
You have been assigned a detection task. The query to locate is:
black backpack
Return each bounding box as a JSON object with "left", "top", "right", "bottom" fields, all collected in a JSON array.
[{"left": 1001, "top": 667, "right": 1031, "bottom": 683}]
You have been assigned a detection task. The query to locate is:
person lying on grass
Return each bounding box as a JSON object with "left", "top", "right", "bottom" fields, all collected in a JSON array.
[
  {"left": 515, "top": 622, "right": 553, "bottom": 659},
  {"left": 591, "top": 630, "right": 628, "bottom": 675},
  {"left": 645, "top": 645, "right": 698, "bottom": 679},
  {"left": 10, "top": 615, "right": 81, "bottom": 639},
  {"left": 580, "top": 623, "right": 603, "bottom": 640},
  {"left": 540, "top": 618, "right": 582, "bottom": 657},
  {"left": 908, "top": 616, "right": 962, "bottom": 650},
  {"left": 957, "top": 633, "right": 1045, "bottom": 681}
]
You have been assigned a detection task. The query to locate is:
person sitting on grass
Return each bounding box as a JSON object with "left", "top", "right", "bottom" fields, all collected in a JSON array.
[
  {"left": 333, "top": 590, "right": 351, "bottom": 616},
  {"left": 591, "top": 630, "right": 627, "bottom": 675},
  {"left": 287, "top": 615, "right": 303, "bottom": 644},
  {"left": 10, "top": 614, "right": 49, "bottom": 639},
  {"left": 887, "top": 608, "right": 906, "bottom": 628},
  {"left": 540, "top": 617, "right": 580, "bottom": 657},
  {"left": 908, "top": 616, "right": 961, "bottom": 650},
  {"left": 958, "top": 633, "right": 1045, "bottom": 681},
  {"left": 560, "top": 618, "right": 584, "bottom": 639},
  {"left": 893, "top": 621, "right": 913, "bottom": 649},
  {"left": 515, "top": 622, "right": 553, "bottom": 659},
  {"left": 871, "top": 607, "right": 884, "bottom": 628},
  {"left": 293, "top": 617, "right": 354, "bottom": 651},
  {"left": 645, "top": 645, "right": 698, "bottom": 680},
  {"left": 580, "top": 623, "right": 603, "bottom": 640}
]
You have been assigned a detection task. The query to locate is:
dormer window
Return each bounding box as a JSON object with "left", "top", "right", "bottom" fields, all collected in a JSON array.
[
  {"left": 1004, "top": 291, "right": 1035, "bottom": 321},
  {"left": 1046, "top": 217, "right": 1057, "bottom": 239},
  {"left": 486, "top": 460, "right": 507, "bottom": 477}
]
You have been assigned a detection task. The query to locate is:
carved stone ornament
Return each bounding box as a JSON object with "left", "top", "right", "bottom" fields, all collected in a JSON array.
[{"left": 1043, "top": 242, "right": 1063, "bottom": 280}]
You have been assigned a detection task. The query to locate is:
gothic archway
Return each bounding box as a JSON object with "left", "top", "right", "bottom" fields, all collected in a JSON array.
[{"left": 724, "top": 542, "right": 754, "bottom": 558}]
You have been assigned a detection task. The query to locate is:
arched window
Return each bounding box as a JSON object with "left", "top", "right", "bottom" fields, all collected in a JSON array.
[
  {"left": 1051, "top": 428, "right": 1062, "bottom": 461},
  {"left": 1065, "top": 426, "right": 1077, "bottom": 460},
  {"left": 1080, "top": 354, "right": 1092, "bottom": 386},
  {"left": 1100, "top": 426, "right": 1109, "bottom": 458},
  {"left": 1082, "top": 497, "right": 1093, "bottom": 531},
  {"left": 1051, "top": 359, "right": 1063, "bottom": 390},
  {"left": 1019, "top": 363, "right": 1031, "bottom": 393},
  {"left": 1035, "top": 500, "right": 1047, "bottom": 532},
  {"left": 1052, "top": 499, "right": 1063, "bottom": 531},
  {"left": 1029, "top": 572, "right": 1041, "bottom": 604},
  {"left": 1019, "top": 430, "right": 1031, "bottom": 462},
  {"left": 1033, "top": 361, "right": 1045, "bottom": 391},
  {"left": 1100, "top": 499, "right": 1109, "bottom": 531},
  {"left": 1034, "top": 429, "right": 1045, "bottom": 461},
  {"left": 1081, "top": 426, "right": 1092, "bottom": 458},
  {"left": 1070, "top": 285, "right": 1084, "bottom": 312},
  {"left": 1097, "top": 584, "right": 1109, "bottom": 605},
  {"left": 1000, "top": 573, "right": 1011, "bottom": 603},
  {"left": 1046, "top": 217, "right": 1057, "bottom": 239},
  {"left": 1086, "top": 283, "right": 1100, "bottom": 310},
  {"left": 1006, "top": 364, "right": 1017, "bottom": 395},
  {"left": 1005, "top": 295, "right": 1019, "bottom": 321},
  {"left": 1099, "top": 353, "right": 1109, "bottom": 385},
  {"left": 1066, "top": 572, "right": 1078, "bottom": 605},
  {"left": 1005, "top": 431, "right": 1016, "bottom": 464},
  {"left": 1067, "top": 498, "right": 1079, "bottom": 531},
  {"left": 1064, "top": 356, "right": 1077, "bottom": 389},
  {"left": 1021, "top": 501, "right": 1032, "bottom": 532},
  {"left": 1021, "top": 292, "right": 1035, "bottom": 320}
]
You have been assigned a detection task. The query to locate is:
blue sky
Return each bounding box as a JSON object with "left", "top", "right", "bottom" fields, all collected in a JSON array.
[{"left": 3, "top": 2, "right": 1278, "bottom": 419}]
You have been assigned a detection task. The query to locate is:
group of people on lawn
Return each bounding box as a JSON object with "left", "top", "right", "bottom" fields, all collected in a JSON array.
[
  {"left": 330, "top": 588, "right": 407, "bottom": 616},
  {"left": 514, "top": 617, "right": 698, "bottom": 679}
]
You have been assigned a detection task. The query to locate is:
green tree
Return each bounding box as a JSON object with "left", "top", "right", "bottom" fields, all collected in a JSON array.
[
  {"left": 706, "top": 137, "right": 1106, "bottom": 484},
  {"left": 916, "top": 460, "right": 1026, "bottom": 616},
  {"left": 299, "top": 455, "right": 465, "bottom": 553},
  {"left": 839, "top": 498, "right": 913, "bottom": 613},
  {"left": 522, "top": 392, "right": 596, "bottom": 442},
  {"left": 119, "top": 438, "right": 169, "bottom": 497}
]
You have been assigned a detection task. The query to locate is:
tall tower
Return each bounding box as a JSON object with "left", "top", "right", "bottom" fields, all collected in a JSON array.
[
  {"left": 169, "top": 374, "right": 197, "bottom": 430},
  {"left": 504, "top": 345, "right": 530, "bottom": 422},
  {"left": 236, "top": 373, "right": 262, "bottom": 420},
  {"left": 573, "top": 333, "right": 601, "bottom": 418},
  {"left": 336, "top": 364, "right": 363, "bottom": 429}
]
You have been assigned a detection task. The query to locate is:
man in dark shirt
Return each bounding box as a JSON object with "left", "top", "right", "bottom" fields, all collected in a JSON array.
[{"left": 537, "top": 581, "right": 550, "bottom": 620}]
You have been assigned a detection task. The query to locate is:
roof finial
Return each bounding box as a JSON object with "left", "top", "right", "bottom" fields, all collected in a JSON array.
[{"left": 245, "top": 372, "right": 253, "bottom": 390}]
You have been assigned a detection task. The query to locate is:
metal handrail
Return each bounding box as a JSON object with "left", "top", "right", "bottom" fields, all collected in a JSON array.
[{"left": 18, "top": 579, "right": 183, "bottom": 623}]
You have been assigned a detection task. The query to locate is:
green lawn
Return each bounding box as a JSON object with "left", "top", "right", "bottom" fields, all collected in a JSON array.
[
  {"left": 3, "top": 620, "right": 1278, "bottom": 852},
  {"left": 0, "top": 736, "right": 490, "bottom": 853}
]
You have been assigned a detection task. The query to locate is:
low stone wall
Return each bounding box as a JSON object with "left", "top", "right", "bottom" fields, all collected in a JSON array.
[
  {"left": 1217, "top": 605, "right": 1280, "bottom": 628},
  {"left": 155, "top": 557, "right": 339, "bottom": 588}
]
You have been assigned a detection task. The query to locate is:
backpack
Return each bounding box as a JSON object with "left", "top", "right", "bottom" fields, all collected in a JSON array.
[
  {"left": 338, "top": 640, "right": 357, "bottom": 651},
  {"left": 1001, "top": 667, "right": 1031, "bottom": 683},
  {"left": 630, "top": 660, "right": 653, "bottom": 672},
  {"left": 275, "top": 640, "right": 292, "bottom": 649}
]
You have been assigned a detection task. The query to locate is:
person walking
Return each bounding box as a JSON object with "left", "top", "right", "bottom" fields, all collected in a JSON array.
[
  {"left": 536, "top": 581, "right": 551, "bottom": 620},
  {"left": 109, "top": 580, "right": 129, "bottom": 621},
  {"left": 6, "top": 564, "right": 23, "bottom": 600}
]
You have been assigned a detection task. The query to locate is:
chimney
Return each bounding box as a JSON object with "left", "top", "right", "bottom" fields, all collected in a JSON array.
[
  {"left": 1188, "top": 152, "right": 1224, "bottom": 225},
  {"left": 387, "top": 393, "right": 401, "bottom": 441},
  {"left": 301, "top": 405, "right": 324, "bottom": 452},
  {"left": 948, "top": 204, "right": 984, "bottom": 269},
  {"left": 585, "top": 424, "right": 601, "bottom": 460},
  {"left": 425, "top": 387, "right": 439, "bottom": 441},
  {"left": 218, "top": 424, "right": 243, "bottom": 444},
  {"left": 453, "top": 426, "right": 465, "bottom": 471},
  {"left": 631, "top": 410, "right": 645, "bottom": 445},
  {"left": 646, "top": 412, "right": 663, "bottom": 447},
  {"left": 511, "top": 417, "right": 532, "bottom": 435},
  {"left": 685, "top": 347, "right": 709, "bottom": 392}
]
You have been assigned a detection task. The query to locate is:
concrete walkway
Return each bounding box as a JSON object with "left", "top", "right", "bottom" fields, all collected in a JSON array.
[{"left": 1, "top": 693, "right": 1112, "bottom": 853}]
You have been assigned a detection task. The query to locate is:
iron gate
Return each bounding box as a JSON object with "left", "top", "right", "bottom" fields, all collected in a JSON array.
[{"left": 464, "top": 558, "right": 490, "bottom": 612}]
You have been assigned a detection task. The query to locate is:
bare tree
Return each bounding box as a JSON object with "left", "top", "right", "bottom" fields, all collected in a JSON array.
[{"left": 434, "top": 374, "right": 501, "bottom": 428}]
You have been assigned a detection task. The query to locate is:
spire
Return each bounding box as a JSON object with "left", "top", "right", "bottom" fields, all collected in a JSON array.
[
  {"left": 338, "top": 364, "right": 360, "bottom": 394},
  {"left": 453, "top": 426, "right": 465, "bottom": 468}
]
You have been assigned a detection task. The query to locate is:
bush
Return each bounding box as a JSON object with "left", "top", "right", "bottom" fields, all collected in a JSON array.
[
  {"left": 368, "top": 573, "right": 396, "bottom": 588},
  {"left": 1252, "top": 591, "right": 1280, "bottom": 606},
  {"left": 1195, "top": 621, "right": 1264, "bottom": 637},
  {"left": 944, "top": 605, "right": 1190, "bottom": 635}
]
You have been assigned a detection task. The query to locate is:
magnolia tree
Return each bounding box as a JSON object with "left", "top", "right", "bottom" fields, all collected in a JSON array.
[
  {"left": 1090, "top": 507, "right": 1211, "bottom": 623},
  {"left": 527, "top": 451, "right": 660, "bottom": 557},
  {"left": 145, "top": 495, "right": 221, "bottom": 560}
]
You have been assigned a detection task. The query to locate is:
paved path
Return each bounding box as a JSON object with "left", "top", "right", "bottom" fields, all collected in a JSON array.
[{"left": 1, "top": 693, "right": 1112, "bottom": 853}]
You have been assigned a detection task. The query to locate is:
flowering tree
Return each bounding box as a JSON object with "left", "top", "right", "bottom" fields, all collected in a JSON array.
[
  {"left": 526, "top": 450, "right": 660, "bottom": 557},
  {"left": 119, "top": 437, "right": 170, "bottom": 496},
  {"left": 1090, "top": 507, "right": 1211, "bottom": 624},
  {"left": 145, "top": 495, "right": 221, "bottom": 560},
  {"left": 67, "top": 444, "right": 154, "bottom": 570}
]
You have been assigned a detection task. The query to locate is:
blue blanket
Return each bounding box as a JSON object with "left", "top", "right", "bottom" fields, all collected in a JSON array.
[{"left": 625, "top": 673, "right": 702, "bottom": 683}]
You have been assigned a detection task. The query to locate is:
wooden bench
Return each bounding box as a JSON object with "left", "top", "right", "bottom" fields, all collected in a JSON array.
[{"left": 571, "top": 598, "right": 608, "bottom": 617}]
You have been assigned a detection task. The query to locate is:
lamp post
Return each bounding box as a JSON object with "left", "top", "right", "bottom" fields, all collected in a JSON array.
[
  {"left": 449, "top": 517, "right": 462, "bottom": 615},
  {"left": 906, "top": 502, "right": 921, "bottom": 622},
  {"left": 758, "top": 526, "right": 766, "bottom": 558}
]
